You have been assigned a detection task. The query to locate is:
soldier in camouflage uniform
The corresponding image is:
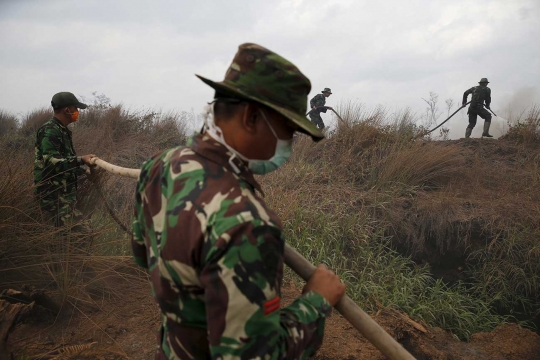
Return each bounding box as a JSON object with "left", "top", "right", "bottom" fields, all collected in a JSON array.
[
  {"left": 132, "top": 43, "right": 346, "bottom": 359},
  {"left": 34, "top": 92, "right": 95, "bottom": 227},
  {"left": 462, "top": 78, "right": 493, "bottom": 138},
  {"left": 308, "top": 87, "right": 333, "bottom": 129}
]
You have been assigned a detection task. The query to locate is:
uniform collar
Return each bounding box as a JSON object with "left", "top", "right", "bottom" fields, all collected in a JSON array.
[
  {"left": 189, "top": 133, "right": 264, "bottom": 196},
  {"left": 52, "top": 117, "right": 71, "bottom": 132}
]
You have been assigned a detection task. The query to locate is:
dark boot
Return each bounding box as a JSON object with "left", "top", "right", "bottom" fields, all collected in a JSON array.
[
  {"left": 482, "top": 122, "right": 493, "bottom": 138},
  {"left": 465, "top": 127, "right": 472, "bottom": 138}
]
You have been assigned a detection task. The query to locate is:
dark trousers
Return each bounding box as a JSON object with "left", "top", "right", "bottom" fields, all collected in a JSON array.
[
  {"left": 309, "top": 112, "right": 325, "bottom": 129},
  {"left": 467, "top": 106, "right": 492, "bottom": 129}
]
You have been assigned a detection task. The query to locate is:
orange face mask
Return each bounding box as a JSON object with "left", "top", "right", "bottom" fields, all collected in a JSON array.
[{"left": 66, "top": 109, "right": 79, "bottom": 122}]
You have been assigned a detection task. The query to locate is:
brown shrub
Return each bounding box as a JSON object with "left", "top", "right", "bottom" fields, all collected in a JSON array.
[
  {"left": 0, "top": 109, "right": 18, "bottom": 136},
  {"left": 19, "top": 107, "right": 53, "bottom": 137},
  {"left": 500, "top": 105, "right": 540, "bottom": 144}
]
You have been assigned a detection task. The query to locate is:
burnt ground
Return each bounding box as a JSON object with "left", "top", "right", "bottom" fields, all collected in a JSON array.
[{"left": 6, "top": 280, "right": 540, "bottom": 360}]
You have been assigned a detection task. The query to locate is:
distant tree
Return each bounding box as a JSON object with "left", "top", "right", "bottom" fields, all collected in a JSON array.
[
  {"left": 421, "top": 92, "right": 442, "bottom": 127},
  {"left": 439, "top": 126, "right": 450, "bottom": 140},
  {"left": 79, "top": 91, "right": 112, "bottom": 109},
  {"left": 91, "top": 91, "right": 112, "bottom": 108},
  {"left": 445, "top": 98, "right": 454, "bottom": 118}
]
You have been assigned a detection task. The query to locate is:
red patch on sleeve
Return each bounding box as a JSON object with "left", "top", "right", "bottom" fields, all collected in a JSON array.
[{"left": 264, "top": 296, "right": 281, "bottom": 315}]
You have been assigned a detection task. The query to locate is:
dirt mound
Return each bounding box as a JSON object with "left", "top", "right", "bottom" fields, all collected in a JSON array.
[
  {"left": 389, "top": 138, "right": 540, "bottom": 259},
  {"left": 318, "top": 313, "right": 540, "bottom": 360},
  {"left": 320, "top": 320, "right": 540, "bottom": 360},
  {"left": 283, "top": 285, "right": 540, "bottom": 360}
]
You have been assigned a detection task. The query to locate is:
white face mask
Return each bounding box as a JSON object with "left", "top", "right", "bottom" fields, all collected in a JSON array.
[{"left": 203, "top": 102, "right": 293, "bottom": 175}]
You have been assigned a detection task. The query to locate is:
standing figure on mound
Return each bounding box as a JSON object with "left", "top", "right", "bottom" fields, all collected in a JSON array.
[
  {"left": 131, "top": 43, "right": 346, "bottom": 359},
  {"left": 463, "top": 78, "right": 493, "bottom": 138},
  {"left": 309, "top": 87, "right": 333, "bottom": 130}
]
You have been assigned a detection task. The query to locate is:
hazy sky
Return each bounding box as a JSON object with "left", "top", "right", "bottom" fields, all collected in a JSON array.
[{"left": 1, "top": 0, "right": 539, "bottom": 135}]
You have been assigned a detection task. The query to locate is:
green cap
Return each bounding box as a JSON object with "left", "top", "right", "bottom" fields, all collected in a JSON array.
[
  {"left": 322, "top": 88, "right": 332, "bottom": 94},
  {"left": 479, "top": 78, "right": 489, "bottom": 83},
  {"left": 51, "top": 92, "right": 87, "bottom": 109},
  {"left": 196, "top": 43, "right": 324, "bottom": 141}
]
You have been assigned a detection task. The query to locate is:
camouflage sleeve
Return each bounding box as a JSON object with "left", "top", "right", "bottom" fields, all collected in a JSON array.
[
  {"left": 38, "top": 127, "right": 82, "bottom": 174},
  {"left": 462, "top": 87, "right": 473, "bottom": 104},
  {"left": 200, "top": 221, "right": 332, "bottom": 359},
  {"left": 131, "top": 163, "right": 151, "bottom": 269},
  {"left": 132, "top": 191, "right": 148, "bottom": 269}
]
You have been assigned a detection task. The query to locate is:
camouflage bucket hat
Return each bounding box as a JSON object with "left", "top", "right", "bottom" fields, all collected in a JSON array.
[
  {"left": 479, "top": 78, "right": 489, "bottom": 83},
  {"left": 51, "top": 92, "right": 87, "bottom": 109},
  {"left": 322, "top": 87, "right": 332, "bottom": 94},
  {"left": 196, "top": 43, "right": 324, "bottom": 141}
]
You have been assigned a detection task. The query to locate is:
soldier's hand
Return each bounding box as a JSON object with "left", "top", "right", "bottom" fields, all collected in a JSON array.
[
  {"left": 462, "top": 103, "right": 466, "bottom": 107},
  {"left": 312, "top": 106, "right": 316, "bottom": 110},
  {"left": 87, "top": 164, "right": 104, "bottom": 180},
  {"left": 327, "top": 106, "right": 333, "bottom": 110},
  {"left": 81, "top": 154, "right": 97, "bottom": 166},
  {"left": 303, "top": 264, "right": 346, "bottom": 306}
]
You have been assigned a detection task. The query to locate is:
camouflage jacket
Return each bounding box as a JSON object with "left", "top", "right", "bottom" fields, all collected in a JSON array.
[
  {"left": 463, "top": 85, "right": 491, "bottom": 108},
  {"left": 34, "top": 117, "right": 84, "bottom": 200},
  {"left": 132, "top": 133, "right": 331, "bottom": 359},
  {"left": 309, "top": 94, "right": 327, "bottom": 113}
]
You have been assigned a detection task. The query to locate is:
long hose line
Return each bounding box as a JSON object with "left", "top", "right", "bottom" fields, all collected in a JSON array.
[
  {"left": 415, "top": 101, "right": 471, "bottom": 139},
  {"left": 89, "top": 157, "right": 139, "bottom": 235},
  {"left": 306, "top": 108, "right": 347, "bottom": 124}
]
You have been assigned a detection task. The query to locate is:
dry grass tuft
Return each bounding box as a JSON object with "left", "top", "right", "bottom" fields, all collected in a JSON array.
[
  {"left": 501, "top": 105, "right": 540, "bottom": 144},
  {"left": 20, "top": 108, "right": 53, "bottom": 137},
  {"left": 0, "top": 109, "right": 18, "bottom": 136}
]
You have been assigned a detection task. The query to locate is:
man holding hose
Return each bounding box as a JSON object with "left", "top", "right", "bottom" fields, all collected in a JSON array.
[
  {"left": 309, "top": 87, "right": 333, "bottom": 129},
  {"left": 462, "top": 78, "right": 493, "bottom": 138},
  {"left": 34, "top": 92, "right": 96, "bottom": 227},
  {"left": 132, "top": 43, "right": 345, "bottom": 359}
]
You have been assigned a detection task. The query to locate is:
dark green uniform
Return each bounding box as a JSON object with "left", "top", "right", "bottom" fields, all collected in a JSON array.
[
  {"left": 463, "top": 78, "right": 493, "bottom": 138},
  {"left": 309, "top": 94, "right": 327, "bottom": 129},
  {"left": 463, "top": 85, "right": 491, "bottom": 128},
  {"left": 34, "top": 117, "right": 85, "bottom": 226}
]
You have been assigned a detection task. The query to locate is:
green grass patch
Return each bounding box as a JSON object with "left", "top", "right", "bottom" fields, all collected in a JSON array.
[{"left": 282, "top": 205, "right": 508, "bottom": 340}]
